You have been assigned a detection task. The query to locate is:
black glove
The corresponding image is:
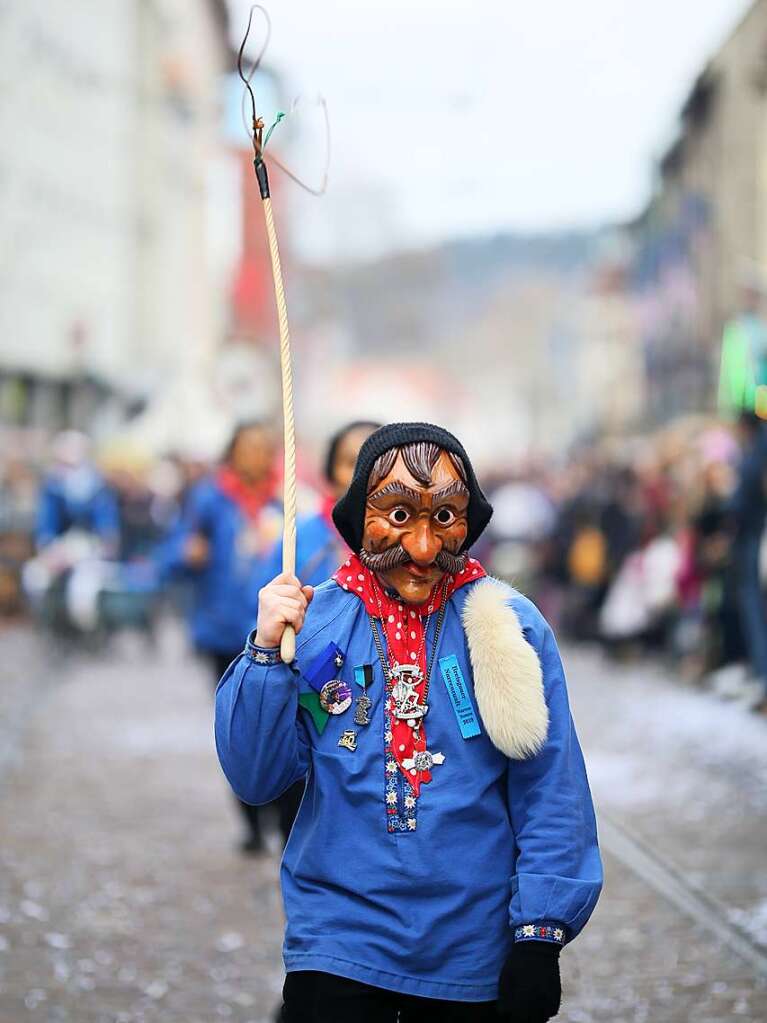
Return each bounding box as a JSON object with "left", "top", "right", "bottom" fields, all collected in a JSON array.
[{"left": 497, "top": 941, "right": 562, "bottom": 1022}]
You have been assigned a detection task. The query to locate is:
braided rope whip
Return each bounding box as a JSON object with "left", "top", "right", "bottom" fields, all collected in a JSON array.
[
  {"left": 262, "top": 196, "right": 297, "bottom": 662},
  {"left": 237, "top": 5, "right": 329, "bottom": 663}
]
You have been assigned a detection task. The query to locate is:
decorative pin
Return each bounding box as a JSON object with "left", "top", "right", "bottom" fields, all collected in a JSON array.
[
  {"left": 338, "top": 729, "right": 357, "bottom": 751},
  {"left": 319, "top": 679, "right": 352, "bottom": 715},
  {"left": 354, "top": 694, "right": 372, "bottom": 726},
  {"left": 402, "top": 750, "right": 445, "bottom": 773},
  {"left": 334, "top": 651, "right": 344, "bottom": 669}
]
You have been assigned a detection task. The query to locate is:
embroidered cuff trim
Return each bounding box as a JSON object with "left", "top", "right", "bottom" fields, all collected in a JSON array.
[
  {"left": 514, "top": 923, "right": 566, "bottom": 945},
  {"left": 245, "top": 632, "right": 282, "bottom": 666}
]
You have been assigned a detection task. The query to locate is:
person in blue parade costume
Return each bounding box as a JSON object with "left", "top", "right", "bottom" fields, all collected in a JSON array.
[
  {"left": 298, "top": 419, "right": 383, "bottom": 584},
  {"left": 249, "top": 420, "right": 382, "bottom": 847},
  {"left": 165, "top": 420, "right": 283, "bottom": 854},
  {"left": 250, "top": 420, "right": 382, "bottom": 606},
  {"left": 216, "top": 423, "right": 602, "bottom": 1022},
  {"left": 36, "top": 430, "right": 119, "bottom": 553}
]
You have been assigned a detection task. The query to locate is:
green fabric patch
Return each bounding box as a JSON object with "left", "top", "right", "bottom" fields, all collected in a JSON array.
[{"left": 299, "top": 691, "right": 329, "bottom": 734}]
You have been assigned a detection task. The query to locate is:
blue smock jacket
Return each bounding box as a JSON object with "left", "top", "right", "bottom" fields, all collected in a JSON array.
[
  {"left": 36, "top": 469, "right": 119, "bottom": 549},
  {"left": 215, "top": 579, "right": 602, "bottom": 1002},
  {"left": 162, "top": 478, "right": 283, "bottom": 654}
]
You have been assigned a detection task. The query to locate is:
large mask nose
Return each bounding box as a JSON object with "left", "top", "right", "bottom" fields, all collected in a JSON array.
[{"left": 402, "top": 518, "right": 441, "bottom": 566}]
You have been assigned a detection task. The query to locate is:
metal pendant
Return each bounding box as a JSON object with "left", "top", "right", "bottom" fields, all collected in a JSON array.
[
  {"left": 338, "top": 729, "right": 357, "bottom": 751},
  {"left": 354, "top": 694, "right": 372, "bottom": 726},
  {"left": 390, "top": 663, "right": 428, "bottom": 721},
  {"left": 394, "top": 701, "right": 428, "bottom": 722},
  {"left": 319, "top": 679, "right": 352, "bottom": 715},
  {"left": 390, "top": 663, "right": 424, "bottom": 688},
  {"left": 402, "top": 749, "right": 445, "bottom": 773}
]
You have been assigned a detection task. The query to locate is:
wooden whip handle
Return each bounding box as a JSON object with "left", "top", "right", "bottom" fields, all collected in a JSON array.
[{"left": 280, "top": 624, "right": 296, "bottom": 664}]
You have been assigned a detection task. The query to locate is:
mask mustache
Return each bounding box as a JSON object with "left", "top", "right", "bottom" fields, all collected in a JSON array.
[
  {"left": 359, "top": 544, "right": 467, "bottom": 576},
  {"left": 358, "top": 544, "right": 409, "bottom": 573}
]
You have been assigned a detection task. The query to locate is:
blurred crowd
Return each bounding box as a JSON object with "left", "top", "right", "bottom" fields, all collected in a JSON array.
[
  {"left": 1, "top": 406, "right": 766, "bottom": 817},
  {"left": 482, "top": 412, "right": 767, "bottom": 713},
  {"left": 0, "top": 419, "right": 382, "bottom": 854}
]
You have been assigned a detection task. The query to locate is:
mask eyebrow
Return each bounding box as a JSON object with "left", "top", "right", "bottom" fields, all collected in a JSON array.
[
  {"left": 368, "top": 481, "right": 423, "bottom": 504},
  {"left": 431, "top": 480, "right": 470, "bottom": 503}
]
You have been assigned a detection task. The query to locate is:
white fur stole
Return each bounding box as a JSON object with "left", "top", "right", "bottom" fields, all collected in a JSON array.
[{"left": 462, "top": 579, "right": 548, "bottom": 759}]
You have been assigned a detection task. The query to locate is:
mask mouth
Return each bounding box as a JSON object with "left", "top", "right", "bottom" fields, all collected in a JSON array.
[{"left": 359, "top": 545, "right": 467, "bottom": 576}]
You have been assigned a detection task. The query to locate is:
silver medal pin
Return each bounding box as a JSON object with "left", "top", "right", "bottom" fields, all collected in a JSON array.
[
  {"left": 354, "top": 694, "right": 372, "bottom": 726},
  {"left": 402, "top": 750, "right": 445, "bottom": 773}
]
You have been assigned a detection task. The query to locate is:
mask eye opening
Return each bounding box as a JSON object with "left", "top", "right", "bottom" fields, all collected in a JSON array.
[{"left": 390, "top": 507, "right": 409, "bottom": 526}]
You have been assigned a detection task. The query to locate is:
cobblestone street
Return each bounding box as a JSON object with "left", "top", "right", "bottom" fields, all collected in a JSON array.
[{"left": 1, "top": 622, "right": 766, "bottom": 1023}]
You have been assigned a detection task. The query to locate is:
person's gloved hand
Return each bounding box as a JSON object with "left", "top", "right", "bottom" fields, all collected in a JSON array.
[{"left": 497, "top": 941, "right": 562, "bottom": 1022}]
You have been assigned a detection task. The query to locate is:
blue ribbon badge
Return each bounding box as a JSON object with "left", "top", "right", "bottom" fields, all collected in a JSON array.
[{"left": 438, "top": 655, "right": 481, "bottom": 739}]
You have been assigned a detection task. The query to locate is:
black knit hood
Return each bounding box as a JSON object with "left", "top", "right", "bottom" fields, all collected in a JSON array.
[{"left": 332, "top": 422, "right": 493, "bottom": 554}]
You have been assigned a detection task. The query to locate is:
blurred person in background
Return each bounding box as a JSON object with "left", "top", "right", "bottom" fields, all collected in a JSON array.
[
  {"left": 598, "top": 457, "right": 680, "bottom": 654},
  {"left": 111, "top": 463, "right": 162, "bottom": 564},
  {"left": 0, "top": 454, "right": 38, "bottom": 617},
  {"left": 292, "top": 420, "right": 382, "bottom": 586},
  {"left": 24, "top": 431, "right": 120, "bottom": 635},
  {"left": 718, "top": 270, "right": 767, "bottom": 419},
  {"left": 248, "top": 420, "right": 381, "bottom": 848},
  {"left": 35, "top": 430, "right": 119, "bottom": 554},
  {"left": 483, "top": 472, "right": 556, "bottom": 598},
  {"left": 164, "top": 420, "right": 282, "bottom": 854},
  {"left": 728, "top": 412, "right": 767, "bottom": 711},
  {"left": 99, "top": 445, "right": 171, "bottom": 565},
  {"left": 600, "top": 466, "right": 640, "bottom": 582},
  {"left": 145, "top": 456, "right": 187, "bottom": 542},
  {"left": 552, "top": 461, "right": 608, "bottom": 639},
  {"left": 690, "top": 457, "right": 743, "bottom": 686}
]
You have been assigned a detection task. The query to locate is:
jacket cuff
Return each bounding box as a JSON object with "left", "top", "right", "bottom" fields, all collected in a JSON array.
[
  {"left": 514, "top": 922, "right": 566, "bottom": 946},
  {"left": 245, "top": 630, "right": 282, "bottom": 666}
]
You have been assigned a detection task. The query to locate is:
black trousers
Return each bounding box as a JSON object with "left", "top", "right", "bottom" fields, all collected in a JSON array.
[{"left": 280, "top": 971, "right": 498, "bottom": 1022}]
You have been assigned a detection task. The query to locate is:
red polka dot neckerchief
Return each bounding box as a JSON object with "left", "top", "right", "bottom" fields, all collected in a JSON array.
[{"left": 332, "top": 552, "right": 486, "bottom": 792}]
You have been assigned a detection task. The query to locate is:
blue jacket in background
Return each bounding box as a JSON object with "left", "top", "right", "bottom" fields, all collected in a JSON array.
[
  {"left": 215, "top": 579, "right": 602, "bottom": 1001},
  {"left": 36, "top": 469, "right": 119, "bottom": 549},
  {"left": 162, "top": 477, "right": 282, "bottom": 654},
  {"left": 247, "top": 511, "right": 346, "bottom": 612}
]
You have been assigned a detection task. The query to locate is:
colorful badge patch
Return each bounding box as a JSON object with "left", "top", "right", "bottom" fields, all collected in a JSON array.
[
  {"left": 319, "top": 679, "right": 352, "bottom": 715},
  {"left": 305, "top": 642, "right": 345, "bottom": 693},
  {"left": 298, "top": 642, "right": 347, "bottom": 734},
  {"left": 298, "top": 691, "right": 329, "bottom": 734}
]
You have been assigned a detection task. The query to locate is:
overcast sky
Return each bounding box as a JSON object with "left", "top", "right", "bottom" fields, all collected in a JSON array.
[{"left": 230, "top": 0, "right": 752, "bottom": 262}]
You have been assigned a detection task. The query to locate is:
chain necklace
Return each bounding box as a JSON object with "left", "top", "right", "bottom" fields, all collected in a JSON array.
[{"left": 371, "top": 579, "right": 431, "bottom": 666}]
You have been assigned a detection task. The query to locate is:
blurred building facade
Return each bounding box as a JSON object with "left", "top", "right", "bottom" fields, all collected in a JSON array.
[
  {"left": 0, "top": 0, "right": 231, "bottom": 439},
  {"left": 295, "top": 233, "right": 619, "bottom": 464},
  {"left": 630, "top": 0, "right": 767, "bottom": 424},
  {"left": 573, "top": 243, "right": 645, "bottom": 439}
]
